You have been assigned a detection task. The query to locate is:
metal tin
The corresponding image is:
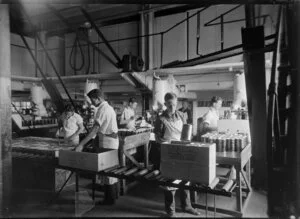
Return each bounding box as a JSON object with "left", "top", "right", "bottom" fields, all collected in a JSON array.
[
  {"left": 229, "top": 138, "right": 235, "bottom": 152},
  {"left": 219, "top": 137, "right": 225, "bottom": 152},
  {"left": 225, "top": 138, "right": 231, "bottom": 152},
  {"left": 181, "top": 124, "right": 193, "bottom": 141}
]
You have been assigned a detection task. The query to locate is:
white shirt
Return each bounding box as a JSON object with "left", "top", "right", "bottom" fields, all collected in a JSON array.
[
  {"left": 203, "top": 107, "right": 220, "bottom": 130},
  {"left": 62, "top": 112, "right": 83, "bottom": 138},
  {"left": 94, "top": 101, "right": 118, "bottom": 135},
  {"left": 120, "top": 106, "right": 136, "bottom": 129}
]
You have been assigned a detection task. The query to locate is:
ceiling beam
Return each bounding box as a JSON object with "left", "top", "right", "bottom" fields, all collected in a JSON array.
[{"left": 2, "top": 0, "right": 291, "bottom": 4}]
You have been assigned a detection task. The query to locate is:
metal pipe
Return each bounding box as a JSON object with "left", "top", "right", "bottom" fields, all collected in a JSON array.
[
  {"left": 19, "top": 4, "right": 77, "bottom": 113},
  {"left": 196, "top": 10, "right": 201, "bottom": 55},
  {"left": 34, "top": 35, "right": 38, "bottom": 77},
  {"left": 80, "top": 7, "right": 122, "bottom": 65},
  {"left": 186, "top": 11, "right": 189, "bottom": 60},
  {"left": 206, "top": 15, "right": 269, "bottom": 26},
  {"left": 266, "top": 6, "right": 282, "bottom": 216},
  {"left": 3, "top": 0, "right": 291, "bottom": 4},
  {"left": 46, "top": 4, "right": 118, "bottom": 69},
  {"left": 245, "top": 4, "right": 256, "bottom": 27},
  {"left": 160, "top": 33, "right": 164, "bottom": 67},
  {"left": 205, "top": 5, "right": 242, "bottom": 27},
  {"left": 221, "top": 15, "right": 224, "bottom": 50},
  {"left": 164, "top": 7, "right": 209, "bottom": 34},
  {"left": 162, "top": 34, "right": 275, "bottom": 68}
]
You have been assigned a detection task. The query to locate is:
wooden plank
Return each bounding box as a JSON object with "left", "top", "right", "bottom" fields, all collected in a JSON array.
[{"left": 120, "top": 132, "right": 150, "bottom": 150}]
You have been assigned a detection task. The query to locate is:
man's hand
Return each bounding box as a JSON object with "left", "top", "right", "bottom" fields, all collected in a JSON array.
[{"left": 74, "top": 143, "right": 84, "bottom": 152}]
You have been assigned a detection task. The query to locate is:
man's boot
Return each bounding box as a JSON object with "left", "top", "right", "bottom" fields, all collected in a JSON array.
[{"left": 99, "top": 184, "right": 116, "bottom": 205}]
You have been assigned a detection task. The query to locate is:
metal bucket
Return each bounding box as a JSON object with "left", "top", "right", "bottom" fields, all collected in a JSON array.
[{"left": 181, "top": 124, "right": 193, "bottom": 141}]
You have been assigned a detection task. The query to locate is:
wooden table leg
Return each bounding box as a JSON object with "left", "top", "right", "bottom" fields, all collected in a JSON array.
[
  {"left": 75, "top": 173, "right": 79, "bottom": 192},
  {"left": 246, "top": 160, "right": 251, "bottom": 186},
  {"left": 119, "top": 149, "right": 126, "bottom": 195},
  {"left": 144, "top": 143, "right": 149, "bottom": 169},
  {"left": 236, "top": 168, "right": 242, "bottom": 213},
  {"left": 92, "top": 175, "right": 95, "bottom": 201}
]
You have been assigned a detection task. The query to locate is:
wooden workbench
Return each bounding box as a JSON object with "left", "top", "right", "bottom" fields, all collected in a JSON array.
[
  {"left": 118, "top": 128, "right": 152, "bottom": 194},
  {"left": 192, "top": 143, "right": 252, "bottom": 217},
  {"left": 12, "top": 137, "right": 75, "bottom": 192}
]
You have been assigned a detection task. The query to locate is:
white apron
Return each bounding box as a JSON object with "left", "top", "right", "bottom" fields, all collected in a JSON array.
[
  {"left": 160, "top": 117, "right": 183, "bottom": 191},
  {"left": 97, "top": 133, "right": 119, "bottom": 185}
]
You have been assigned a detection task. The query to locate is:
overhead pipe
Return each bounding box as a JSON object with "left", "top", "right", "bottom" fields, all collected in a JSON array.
[
  {"left": 2, "top": 0, "right": 291, "bottom": 4},
  {"left": 162, "top": 33, "right": 275, "bottom": 68},
  {"left": 80, "top": 7, "right": 122, "bottom": 66},
  {"left": 18, "top": 4, "right": 80, "bottom": 117},
  {"left": 46, "top": 4, "right": 119, "bottom": 69}
]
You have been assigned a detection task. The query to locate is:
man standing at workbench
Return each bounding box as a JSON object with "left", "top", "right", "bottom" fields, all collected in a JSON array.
[
  {"left": 57, "top": 104, "right": 84, "bottom": 146},
  {"left": 154, "top": 92, "right": 200, "bottom": 217},
  {"left": 76, "top": 89, "right": 119, "bottom": 205}
]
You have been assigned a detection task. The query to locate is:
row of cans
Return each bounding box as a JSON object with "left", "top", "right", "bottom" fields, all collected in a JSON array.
[
  {"left": 22, "top": 118, "right": 57, "bottom": 127},
  {"left": 201, "top": 132, "right": 249, "bottom": 152}
]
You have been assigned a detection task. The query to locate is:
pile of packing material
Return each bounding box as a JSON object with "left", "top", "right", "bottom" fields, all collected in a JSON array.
[{"left": 160, "top": 141, "right": 216, "bottom": 185}]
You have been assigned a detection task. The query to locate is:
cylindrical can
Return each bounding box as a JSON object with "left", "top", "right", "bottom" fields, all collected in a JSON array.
[
  {"left": 216, "top": 138, "right": 220, "bottom": 152},
  {"left": 219, "top": 137, "right": 225, "bottom": 152},
  {"left": 181, "top": 124, "right": 193, "bottom": 141},
  {"left": 225, "top": 138, "right": 231, "bottom": 152},
  {"left": 236, "top": 137, "right": 242, "bottom": 152},
  {"left": 229, "top": 138, "right": 235, "bottom": 152}
]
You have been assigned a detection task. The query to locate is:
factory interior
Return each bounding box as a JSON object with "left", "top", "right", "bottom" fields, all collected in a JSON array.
[{"left": 0, "top": 0, "right": 300, "bottom": 218}]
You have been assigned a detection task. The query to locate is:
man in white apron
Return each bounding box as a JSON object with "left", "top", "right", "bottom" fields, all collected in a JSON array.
[
  {"left": 57, "top": 104, "right": 84, "bottom": 146},
  {"left": 76, "top": 89, "right": 119, "bottom": 205},
  {"left": 154, "top": 92, "right": 200, "bottom": 217},
  {"left": 119, "top": 97, "right": 138, "bottom": 130}
]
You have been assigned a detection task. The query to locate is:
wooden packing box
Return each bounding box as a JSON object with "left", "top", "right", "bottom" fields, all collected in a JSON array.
[
  {"left": 59, "top": 148, "right": 119, "bottom": 172},
  {"left": 160, "top": 142, "right": 216, "bottom": 185}
]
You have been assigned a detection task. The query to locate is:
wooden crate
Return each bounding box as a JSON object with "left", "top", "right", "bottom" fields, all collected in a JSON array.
[
  {"left": 160, "top": 142, "right": 216, "bottom": 185},
  {"left": 59, "top": 148, "right": 119, "bottom": 172}
]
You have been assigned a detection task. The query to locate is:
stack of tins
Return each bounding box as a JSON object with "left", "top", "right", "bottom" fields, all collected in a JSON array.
[{"left": 201, "top": 132, "right": 249, "bottom": 152}]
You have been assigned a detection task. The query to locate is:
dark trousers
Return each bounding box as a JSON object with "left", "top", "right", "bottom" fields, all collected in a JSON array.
[{"left": 164, "top": 189, "right": 193, "bottom": 215}]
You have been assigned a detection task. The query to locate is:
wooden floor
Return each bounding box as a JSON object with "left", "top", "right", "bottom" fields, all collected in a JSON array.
[{"left": 10, "top": 177, "right": 268, "bottom": 218}]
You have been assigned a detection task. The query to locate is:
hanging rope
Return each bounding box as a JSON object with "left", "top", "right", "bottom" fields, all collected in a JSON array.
[{"left": 69, "top": 28, "right": 91, "bottom": 75}]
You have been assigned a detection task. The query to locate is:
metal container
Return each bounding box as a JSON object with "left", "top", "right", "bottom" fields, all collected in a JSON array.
[
  {"left": 181, "top": 124, "right": 193, "bottom": 141},
  {"left": 219, "top": 137, "right": 226, "bottom": 152}
]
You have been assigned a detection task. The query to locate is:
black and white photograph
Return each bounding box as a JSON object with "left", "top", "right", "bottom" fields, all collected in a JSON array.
[{"left": 0, "top": 0, "right": 298, "bottom": 218}]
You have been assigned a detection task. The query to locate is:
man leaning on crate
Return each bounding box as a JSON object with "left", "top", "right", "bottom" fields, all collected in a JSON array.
[
  {"left": 154, "top": 92, "right": 200, "bottom": 217},
  {"left": 75, "top": 88, "right": 119, "bottom": 205}
]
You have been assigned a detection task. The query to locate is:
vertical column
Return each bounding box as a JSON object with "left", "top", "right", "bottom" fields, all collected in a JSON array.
[
  {"left": 58, "top": 34, "right": 66, "bottom": 76},
  {"left": 242, "top": 26, "right": 267, "bottom": 188},
  {"left": 139, "top": 9, "right": 146, "bottom": 71},
  {"left": 37, "top": 31, "right": 47, "bottom": 76},
  {"left": 146, "top": 5, "right": 154, "bottom": 70},
  {"left": 0, "top": 4, "right": 12, "bottom": 217},
  {"left": 286, "top": 2, "right": 300, "bottom": 215}
]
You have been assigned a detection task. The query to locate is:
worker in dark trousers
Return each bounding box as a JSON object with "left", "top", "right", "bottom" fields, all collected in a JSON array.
[
  {"left": 154, "top": 92, "right": 200, "bottom": 217},
  {"left": 76, "top": 89, "right": 119, "bottom": 205}
]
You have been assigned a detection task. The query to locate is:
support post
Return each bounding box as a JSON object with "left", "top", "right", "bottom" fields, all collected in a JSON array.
[
  {"left": 286, "top": 2, "right": 300, "bottom": 215},
  {"left": 58, "top": 34, "right": 66, "bottom": 76},
  {"left": 242, "top": 26, "right": 267, "bottom": 189},
  {"left": 0, "top": 4, "right": 12, "bottom": 217}
]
